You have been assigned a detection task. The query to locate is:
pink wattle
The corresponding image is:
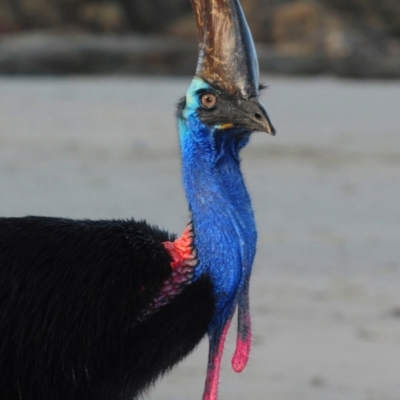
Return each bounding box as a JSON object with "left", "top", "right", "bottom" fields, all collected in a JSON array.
[
  {"left": 232, "top": 310, "right": 251, "bottom": 373},
  {"left": 202, "top": 320, "right": 232, "bottom": 400},
  {"left": 232, "top": 335, "right": 251, "bottom": 373}
]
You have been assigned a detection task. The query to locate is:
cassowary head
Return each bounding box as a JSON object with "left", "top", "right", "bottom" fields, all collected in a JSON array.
[{"left": 180, "top": 0, "right": 275, "bottom": 139}]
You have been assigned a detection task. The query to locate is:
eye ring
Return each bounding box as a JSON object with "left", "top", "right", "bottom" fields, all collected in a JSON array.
[{"left": 200, "top": 93, "right": 217, "bottom": 109}]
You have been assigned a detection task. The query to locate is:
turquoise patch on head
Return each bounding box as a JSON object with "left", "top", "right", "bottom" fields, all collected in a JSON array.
[{"left": 183, "top": 78, "right": 211, "bottom": 119}]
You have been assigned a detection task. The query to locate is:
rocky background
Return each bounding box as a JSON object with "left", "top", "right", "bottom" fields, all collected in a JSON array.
[{"left": 0, "top": 0, "right": 399, "bottom": 77}]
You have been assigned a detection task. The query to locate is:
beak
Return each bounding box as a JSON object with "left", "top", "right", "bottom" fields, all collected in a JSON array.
[
  {"left": 197, "top": 94, "right": 276, "bottom": 135},
  {"left": 236, "top": 97, "right": 276, "bottom": 135}
]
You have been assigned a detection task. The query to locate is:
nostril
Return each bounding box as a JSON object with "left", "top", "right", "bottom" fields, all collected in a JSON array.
[{"left": 254, "top": 113, "right": 262, "bottom": 120}]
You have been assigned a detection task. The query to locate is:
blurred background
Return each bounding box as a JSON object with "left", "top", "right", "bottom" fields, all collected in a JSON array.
[
  {"left": 0, "top": 1, "right": 400, "bottom": 400},
  {"left": 0, "top": 0, "right": 400, "bottom": 76}
]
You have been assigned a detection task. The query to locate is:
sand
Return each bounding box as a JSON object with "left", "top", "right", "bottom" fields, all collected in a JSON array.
[{"left": 0, "top": 76, "right": 399, "bottom": 399}]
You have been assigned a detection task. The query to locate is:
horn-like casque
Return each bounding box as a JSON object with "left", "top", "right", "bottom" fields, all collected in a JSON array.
[{"left": 191, "top": 0, "right": 259, "bottom": 98}]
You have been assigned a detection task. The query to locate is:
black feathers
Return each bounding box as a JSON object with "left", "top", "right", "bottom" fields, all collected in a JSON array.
[
  {"left": 258, "top": 83, "right": 268, "bottom": 92},
  {"left": 176, "top": 96, "right": 187, "bottom": 117},
  {"left": 0, "top": 217, "right": 214, "bottom": 400}
]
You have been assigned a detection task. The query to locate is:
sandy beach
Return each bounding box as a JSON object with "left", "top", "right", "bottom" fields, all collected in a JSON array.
[{"left": 0, "top": 76, "right": 399, "bottom": 399}]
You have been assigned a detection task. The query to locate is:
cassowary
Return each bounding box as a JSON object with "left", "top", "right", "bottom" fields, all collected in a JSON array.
[{"left": 0, "top": 0, "right": 275, "bottom": 399}]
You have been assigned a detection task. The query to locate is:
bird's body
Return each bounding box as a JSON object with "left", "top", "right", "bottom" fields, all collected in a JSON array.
[
  {"left": 0, "top": 1, "right": 275, "bottom": 399},
  {"left": 0, "top": 217, "right": 214, "bottom": 399}
]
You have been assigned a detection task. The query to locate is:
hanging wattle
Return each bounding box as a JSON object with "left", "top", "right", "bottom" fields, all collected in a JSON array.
[{"left": 178, "top": 78, "right": 259, "bottom": 400}]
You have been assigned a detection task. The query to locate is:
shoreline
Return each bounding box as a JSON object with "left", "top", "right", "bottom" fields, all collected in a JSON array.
[{"left": 1, "top": 32, "right": 400, "bottom": 78}]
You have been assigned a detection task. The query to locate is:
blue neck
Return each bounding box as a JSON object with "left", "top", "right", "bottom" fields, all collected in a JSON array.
[{"left": 178, "top": 114, "right": 257, "bottom": 325}]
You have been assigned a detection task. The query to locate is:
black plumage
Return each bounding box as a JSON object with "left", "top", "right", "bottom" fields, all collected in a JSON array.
[
  {"left": 0, "top": 217, "right": 214, "bottom": 399},
  {"left": 0, "top": 1, "right": 275, "bottom": 399}
]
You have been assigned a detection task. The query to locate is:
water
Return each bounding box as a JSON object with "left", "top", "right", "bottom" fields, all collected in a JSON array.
[{"left": 0, "top": 76, "right": 399, "bottom": 399}]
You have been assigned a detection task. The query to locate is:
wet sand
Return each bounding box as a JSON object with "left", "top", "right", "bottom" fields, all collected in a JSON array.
[{"left": 0, "top": 76, "right": 399, "bottom": 399}]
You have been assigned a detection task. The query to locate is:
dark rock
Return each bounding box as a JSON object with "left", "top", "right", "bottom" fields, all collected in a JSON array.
[
  {"left": 0, "top": 32, "right": 196, "bottom": 75},
  {"left": 241, "top": 0, "right": 275, "bottom": 43},
  {"left": 257, "top": 44, "right": 329, "bottom": 75},
  {"left": 0, "top": 0, "right": 399, "bottom": 78},
  {"left": 119, "top": 0, "right": 191, "bottom": 32},
  {"left": 9, "top": 0, "right": 62, "bottom": 29},
  {"left": 78, "top": 3, "right": 126, "bottom": 33},
  {"left": 272, "top": 0, "right": 327, "bottom": 52},
  {"left": 320, "top": 0, "right": 400, "bottom": 37},
  {"left": 326, "top": 27, "right": 400, "bottom": 78}
]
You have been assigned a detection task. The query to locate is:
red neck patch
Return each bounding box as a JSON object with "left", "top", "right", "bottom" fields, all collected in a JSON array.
[
  {"left": 137, "top": 222, "right": 198, "bottom": 322},
  {"left": 162, "top": 222, "right": 198, "bottom": 270}
]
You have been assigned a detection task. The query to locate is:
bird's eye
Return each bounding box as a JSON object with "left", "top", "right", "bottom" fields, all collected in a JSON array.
[{"left": 200, "top": 93, "right": 217, "bottom": 109}]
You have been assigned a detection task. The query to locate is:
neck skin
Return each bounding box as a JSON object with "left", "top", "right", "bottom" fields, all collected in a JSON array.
[
  {"left": 178, "top": 115, "right": 256, "bottom": 318},
  {"left": 178, "top": 100, "right": 256, "bottom": 399}
]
